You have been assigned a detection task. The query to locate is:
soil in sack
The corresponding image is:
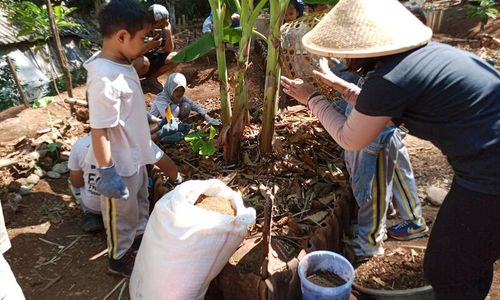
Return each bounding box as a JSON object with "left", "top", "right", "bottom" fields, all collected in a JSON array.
[{"left": 195, "top": 194, "right": 236, "bottom": 216}]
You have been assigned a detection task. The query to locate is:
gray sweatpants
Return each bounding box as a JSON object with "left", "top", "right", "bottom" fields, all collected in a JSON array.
[
  {"left": 345, "top": 129, "right": 424, "bottom": 247},
  {"left": 101, "top": 166, "right": 149, "bottom": 259}
]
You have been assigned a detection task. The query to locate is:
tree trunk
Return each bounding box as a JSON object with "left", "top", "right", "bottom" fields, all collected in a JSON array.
[
  {"left": 44, "top": 0, "right": 73, "bottom": 101},
  {"left": 260, "top": 0, "right": 289, "bottom": 153},
  {"left": 6, "top": 56, "right": 30, "bottom": 108}
]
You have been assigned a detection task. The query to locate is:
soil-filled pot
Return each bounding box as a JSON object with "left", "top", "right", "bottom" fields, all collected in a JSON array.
[
  {"left": 298, "top": 251, "right": 355, "bottom": 300},
  {"left": 353, "top": 284, "right": 434, "bottom": 300}
]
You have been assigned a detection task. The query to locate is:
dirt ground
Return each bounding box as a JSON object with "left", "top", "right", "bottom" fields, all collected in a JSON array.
[{"left": 1, "top": 2, "right": 499, "bottom": 299}]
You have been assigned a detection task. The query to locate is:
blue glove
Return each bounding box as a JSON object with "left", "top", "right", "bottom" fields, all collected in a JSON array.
[
  {"left": 161, "top": 131, "right": 184, "bottom": 146},
  {"left": 205, "top": 115, "right": 222, "bottom": 126},
  {"left": 156, "top": 124, "right": 171, "bottom": 139},
  {"left": 178, "top": 123, "right": 190, "bottom": 134},
  {"left": 96, "top": 165, "right": 129, "bottom": 199},
  {"left": 156, "top": 119, "right": 167, "bottom": 130}
]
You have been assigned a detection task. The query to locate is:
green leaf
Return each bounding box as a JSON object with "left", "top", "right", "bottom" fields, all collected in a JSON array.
[
  {"left": 192, "top": 139, "right": 205, "bottom": 152},
  {"left": 22, "top": 1, "right": 41, "bottom": 15},
  {"left": 172, "top": 26, "right": 243, "bottom": 64},
  {"left": 53, "top": 5, "right": 62, "bottom": 19},
  {"left": 57, "top": 21, "right": 80, "bottom": 28},
  {"left": 64, "top": 7, "right": 78, "bottom": 15},
  {"left": 199, "top": 143, "right": 216, "bottom": 156},
  {"left": 208, "top": 126, "right": 216, "bottom": 141},
  {"left": 184, "top": 134, "right": 199, "bottom": 142},
  {"left": 32, "top": 96, "right": 54, "bottom": 108},
  {"left": 47, "top": 142, "right": 62, "bottom": 152},
  {"left": 223, "top": 27, "right": 242, "bottom": 44}
]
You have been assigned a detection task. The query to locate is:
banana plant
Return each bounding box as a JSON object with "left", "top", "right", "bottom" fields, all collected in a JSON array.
[
  {"left": 260, "top": 0, "right": 289, "bottom": 153},
  {"left": 207, "top": 0, "right": 233, "bottom": 127},
  {"left": 224, "top": 0, "right": 268, "bottom": 163}
]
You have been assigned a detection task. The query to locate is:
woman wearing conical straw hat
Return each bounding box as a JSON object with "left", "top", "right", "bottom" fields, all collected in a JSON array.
[{"left": 281, "top": 0, "right": 500, "bottom": 298}]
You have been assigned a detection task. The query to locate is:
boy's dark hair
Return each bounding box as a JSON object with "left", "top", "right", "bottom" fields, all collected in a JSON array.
[{"left": 98, "top": 0, "right": 152, "bottom": 38}]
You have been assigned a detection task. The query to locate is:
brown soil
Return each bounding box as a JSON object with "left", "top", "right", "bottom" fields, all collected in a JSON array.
[
  {"left": 355, "top": 248, "right": 428, "bottom": 290},
  {"left": 307, "top": 270, "right": 347, "bottom": 288},
  {"left": 194, "top": 195, "right": 236, "bottom": 216}
]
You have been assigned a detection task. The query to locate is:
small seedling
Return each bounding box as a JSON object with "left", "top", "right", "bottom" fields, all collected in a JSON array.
[
  {"left": 184, "top": 126, "right": 217, "bottom": 156},
  {"left": 468, "top": 0, "right": 498, "bottom": 31},
  {"left": 33, "top": 96, "right": 58, "bottom": 140},
  {"left": 47, "top": 142, "right": 62, "bottom": 153}
]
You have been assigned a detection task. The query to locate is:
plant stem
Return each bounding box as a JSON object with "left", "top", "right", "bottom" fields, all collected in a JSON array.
[
  {"left": 209, "top": 0, "right": 232, "bottom": 125},
  {"left": 260, "top": 0, "right": 289, "bottom": 153}
]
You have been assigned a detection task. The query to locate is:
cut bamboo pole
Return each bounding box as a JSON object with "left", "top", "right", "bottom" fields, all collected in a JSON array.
[
  {"left": 6, "top": 56, "right": 30, "bottom": 108},
  {"left": 44, "top": 0, "right": 73, "bottom": 98}
]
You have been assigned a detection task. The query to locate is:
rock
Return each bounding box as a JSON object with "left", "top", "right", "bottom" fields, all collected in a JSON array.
[
  {"left": 33, "top": 168, "right": 46, "bottom": 178},
  {"left": 29, "top": 151, "right": 40, "bottom": 161},
  {"left": 52, "top": 162, "right": 69, "bottom": 174},
  {"left": 39, "top": 156, "right": 54, "bottom": 171},
  {"left": 29, "top": 150, "right": 47, "bottom": 161},
  {"left": 7, "top": 181, "right": 21, "bottom": 193},
  {"left": 19, "top": 186, "right": 31, "bottom": 196},
  {"left": 426, "top": 186, "right": 448, "bottom": 206},
  {"left": 26, "top": 174, "right": 40, "bottom": 185},
  {"left": 2, "top": 193, "right": 22, "bottom": 224},
  {"left": 46, "top": 171, "right": 61, "bottom": 179}
]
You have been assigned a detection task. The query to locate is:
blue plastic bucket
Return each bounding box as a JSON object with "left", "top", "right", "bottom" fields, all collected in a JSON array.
[{"left": 298, "top": 251, "right": 355, "bottom": 300}]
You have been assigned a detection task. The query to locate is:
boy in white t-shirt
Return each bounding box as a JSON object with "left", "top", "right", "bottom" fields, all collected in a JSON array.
[
  {"left": 84, "top": 0, "right": 162, "bottom": 277},
  {"left": 68, "top": 134, "right": 103, "bottom": 233},
  {"left": 69, "top": 134, "right": 182, "bottom": 234}
]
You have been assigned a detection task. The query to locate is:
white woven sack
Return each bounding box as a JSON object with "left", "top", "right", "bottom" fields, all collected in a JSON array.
[{"left": 130, "top": 179, "right": 256, "bottom": 300}]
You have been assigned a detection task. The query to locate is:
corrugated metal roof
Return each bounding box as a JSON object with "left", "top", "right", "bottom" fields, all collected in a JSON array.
[
  {"left": 0, "top": 9, "right": 100, "bottom": 47},
  {"left": 0, "top": 11, "right": 30, "bottom": 46}
]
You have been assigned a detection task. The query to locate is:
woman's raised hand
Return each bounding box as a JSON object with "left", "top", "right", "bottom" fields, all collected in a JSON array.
[{"left": 280, "top": 76, "right": 318, "bottom": 106}]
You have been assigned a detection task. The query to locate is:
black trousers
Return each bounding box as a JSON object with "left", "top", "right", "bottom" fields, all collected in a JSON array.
[{"left": 424, "top": 180, "right": 500, "bottom": 299}]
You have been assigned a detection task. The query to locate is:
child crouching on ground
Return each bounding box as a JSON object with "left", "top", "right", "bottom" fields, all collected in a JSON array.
[
  {"left": 84, "top": 0, "right": 162, "bottom": 277},
  {"left": 68, "top": 133, "right": 182, "bottom": 234},
  {"left": 149, "top": 73, "right": 221, "bottom": 145}
]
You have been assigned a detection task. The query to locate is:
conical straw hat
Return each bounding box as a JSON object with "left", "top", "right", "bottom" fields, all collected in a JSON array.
[{"left": 302, "top": 0, "right": 432, "bottom": 58}]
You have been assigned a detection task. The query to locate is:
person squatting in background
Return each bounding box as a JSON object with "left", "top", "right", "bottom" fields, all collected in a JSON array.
[
  {"left": 149, "top": 73, "right": 221, "bottom": 146},
  {"left": 68, "top": 133, "right": 182, "bottom": 234},
  {"left": 133, "top": 4, "right": 177, "bottom": 93}
]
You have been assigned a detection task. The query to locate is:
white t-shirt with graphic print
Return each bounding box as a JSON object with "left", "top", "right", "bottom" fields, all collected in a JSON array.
[{"left": 68, "top": 135, "right": 101, "bottom": 214}]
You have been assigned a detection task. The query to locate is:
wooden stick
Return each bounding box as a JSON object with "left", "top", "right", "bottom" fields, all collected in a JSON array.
[
  {"left": 103, "top": 278, "right": 127, "bottom": 300},
  {"left": 6, "top": 56, "right": 29, "bottom": 108},
  {"left": 259, "top": 183, "right": 275, "bottom": 279},
  {"left": 39, "top": 275, "right": 63, "bottom": 292},
  {"left": 44, "top": 0, "right": 73, "bottom": 98},
  {"left": 58, "top": 235, "right": 82, "bottom": 254},
  {"left": 39, "top": 238, "right": 64, "bottom": 249},
  {"left": 89, "top": 249, "right": 108, "bottom": 261},
  {"left": 0, "top": 159, "right": 16, "bottom": 169},
  {"left": 117, "top": 280, "right": 128, "bottom": 300},
  {"left": 64, "top": 98, "right": 88, "bottom": 107}
]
